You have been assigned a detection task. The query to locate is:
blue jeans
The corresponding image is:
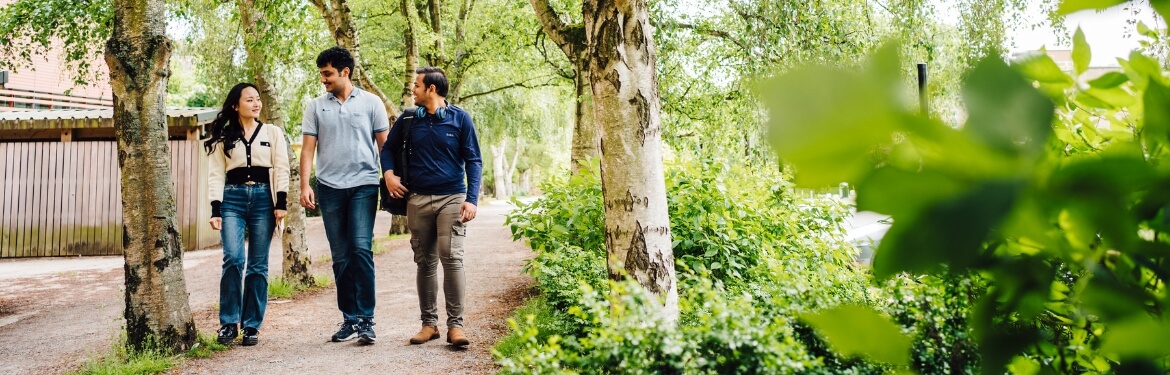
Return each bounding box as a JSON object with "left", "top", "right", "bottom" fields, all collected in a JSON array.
[
  {"left": 219, "top": 184, "right": 275, "bottom": 330},
  {"left": 317, "top": 183, "right": 379, "bottom": 322}
]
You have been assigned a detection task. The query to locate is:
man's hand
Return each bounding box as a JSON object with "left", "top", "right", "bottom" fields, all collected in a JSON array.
[
  {"left": 301, "top": 187, "right": 316, "bottom": 209},
  {"left": 209, "top": 217, "right": 222, "bottom": 231},
  {"left": 384, "top": 172, "right": 409, "bottom": 198},
  {"left": 460, "top": 202, "right": 477, "bottom": 223}
]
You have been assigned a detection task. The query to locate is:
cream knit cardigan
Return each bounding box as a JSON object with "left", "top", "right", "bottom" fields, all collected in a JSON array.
[{"left": 207, "top": 122, "right": 291, "bottom": 206}]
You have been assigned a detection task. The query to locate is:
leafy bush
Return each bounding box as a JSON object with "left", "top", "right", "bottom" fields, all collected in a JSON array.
[
  {"left": 501, "top": 159, "right": 898, "bottom": 372},
  {"left": 762, "top": 33, "right": 1170, "bottom": 371}
]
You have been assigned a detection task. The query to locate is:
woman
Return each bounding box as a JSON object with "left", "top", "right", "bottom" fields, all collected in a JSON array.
[{"left": 205, "top": 82, "right": 290, "bottom": 346}]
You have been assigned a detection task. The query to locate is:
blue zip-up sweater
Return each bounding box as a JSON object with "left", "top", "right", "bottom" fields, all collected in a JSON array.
[{"left": 380, "top": 104, "right": 483, "bottom": 205}]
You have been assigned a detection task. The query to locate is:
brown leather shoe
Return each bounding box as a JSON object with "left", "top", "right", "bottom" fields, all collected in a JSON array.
[
  {"left": 409, "top": 325, "right": 440, "bottom": 344},
  {"left": 447, "top": 327, "right": 469, "bottom": 346}
]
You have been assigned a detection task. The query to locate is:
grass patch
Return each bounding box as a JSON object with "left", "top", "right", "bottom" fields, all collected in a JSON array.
[
  {"left": 314, "top": 273, "right": 334, "bottom": 287},
  {"left": 186, "top": 332, "right": 228, "bottom": 359},
  {"left": 316, "top": 254, "right": 332, "bottom": 263},
  {"left": 70, "top": 334, "right": 175, "bottom": 375},
  {"left": 268, "top": 276, "right": 298, "bottom": 299},
  {"left": 492, "top": 295, "right": 574, "bottom": 360}
]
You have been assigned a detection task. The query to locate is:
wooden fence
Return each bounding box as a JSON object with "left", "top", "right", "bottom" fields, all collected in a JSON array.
[{"left": 0, "top": 140, "right": 216, "bottom": 258}]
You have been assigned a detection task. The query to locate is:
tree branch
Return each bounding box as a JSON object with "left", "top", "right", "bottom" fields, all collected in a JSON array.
[
  {"left": 529, "top": 0, "right": 571, "bottom": 49},
  {"left": 459, "top": 75, "right": 562, "bottom": 102},
  {"left": 663, "top": 21, "right": 750, "bottom": 53}
]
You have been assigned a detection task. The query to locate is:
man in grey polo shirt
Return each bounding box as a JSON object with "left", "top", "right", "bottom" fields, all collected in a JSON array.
[{"left": 300, "top": 46, "right": 389, "bottom": 345}]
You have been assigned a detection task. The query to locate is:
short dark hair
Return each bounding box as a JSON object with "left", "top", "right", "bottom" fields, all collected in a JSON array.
[
  {"left": 416, "top": 67, "right": 448, "bottom": 97},
  {"left": 317, "top": 46, "right": 355, "bottom": 77}
]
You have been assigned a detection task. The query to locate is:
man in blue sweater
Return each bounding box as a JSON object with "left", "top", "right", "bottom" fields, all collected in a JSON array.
[{"left": 381, "top": 67, "right": 483, "bottom": 347}]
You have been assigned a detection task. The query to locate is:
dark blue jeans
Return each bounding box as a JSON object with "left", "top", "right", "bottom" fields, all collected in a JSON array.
[
  {"left": 219, "top": 184, "right": 275, "bottom": 330},
  {"left": 317, "top": 183, "right": 379, "bottom": 322}
]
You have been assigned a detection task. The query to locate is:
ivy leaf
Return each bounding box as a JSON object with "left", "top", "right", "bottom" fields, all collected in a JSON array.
[
  {"left": 1072, "top": 27, "right": 1090, "bottom": 76},
  {"left": 759, "top": 43, "right": 908, "bottom": 187},
  {"left": 963, "top": 57, "right": 1055, "bottom": 159},
  {"left": 801, "top": 305, "right": 911, "bottom": 367},
  {"left": 1056, "top": 0, "right": 1127, "bottom": 15}
]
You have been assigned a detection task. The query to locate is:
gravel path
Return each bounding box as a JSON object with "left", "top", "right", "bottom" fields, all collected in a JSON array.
[{"left": 0, "top": 201, "right": 533, "bottom": 374}]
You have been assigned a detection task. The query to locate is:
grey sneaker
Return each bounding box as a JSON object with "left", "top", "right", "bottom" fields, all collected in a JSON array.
[
  {"left": 331, "top": 321, "right": 359, "bottom": 342},
  {"left": 357, "top": 319, "right": 377, "bottom": 344}
]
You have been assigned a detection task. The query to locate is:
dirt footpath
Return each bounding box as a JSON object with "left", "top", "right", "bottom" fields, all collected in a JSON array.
[{"left": 0, "top": 202, "right": 533, "bottom": 374}]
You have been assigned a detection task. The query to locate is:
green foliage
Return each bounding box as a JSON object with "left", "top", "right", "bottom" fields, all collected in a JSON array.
[
  {"left": 0, "top": 0, "right": 112, "bottom": 86},
  {"left": 761, "top": 28, "right": 1170, "bottom": 372},
  {"left": 492, "top": 294, "right": 578, "bottom": 360},
  {"left": 801, "top": 305, "right": 911, "bottom": 367},
  {"left": 501, "top": 158, "right": 910, "bottom": 373},
  {"left": 880, "top": 274, "right": 984, "bottom": 374}
]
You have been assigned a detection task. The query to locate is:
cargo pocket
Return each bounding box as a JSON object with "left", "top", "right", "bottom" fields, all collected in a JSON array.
[
  {"left": 411, "top": 238, "right": 424, "bottom": 263},
  {"left": 449, "top": 223, "right": 466, "bottom": 261}
]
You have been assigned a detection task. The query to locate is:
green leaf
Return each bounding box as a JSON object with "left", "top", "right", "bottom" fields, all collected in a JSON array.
[
  {"left": 1100, "top": 315, "right": 1170, "bottom": 358},
  {"left": 1012, "top": 51, "right": 1074, "bottom": 85},
  {"left": 855, "top": 167, "right": 966, "bottom": 219},
  {"left": 1056, "top": 0, "right": 1127, "bottom": 15},
  {"left": 1072, "top": 27, "right": 1091, "bottom": 75},
  {"left": 1152, "top": 0, "right": 1170, "bottom": 22},
  {"left": 801, "top": 305, "right": 911, "bottom": 366},
  {"left": 872, "top": 181, "right": 1021, "bottom": 279},
  {"left": 963, "top": 57, "right": 1055, "bottom": 158},
  {"left": 760, "top": 43, "right": 908, "bottom": 187},
  {"left": 1077, "top": 86, "right": 1136, "bottom": 109},
  {"left": 1087, "top": 72, "right": 1129, "bottom": 89},
  {"left": 1144, "top": 79, "right": 1170, "bottom": 146}
]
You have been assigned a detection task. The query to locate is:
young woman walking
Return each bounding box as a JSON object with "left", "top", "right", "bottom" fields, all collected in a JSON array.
[{"left": 205, "top": 82, "right": 290, "bottom": 346}]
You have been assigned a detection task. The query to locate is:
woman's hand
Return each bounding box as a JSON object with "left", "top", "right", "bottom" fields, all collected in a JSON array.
[
  {"left": 274, "top": 209, "right": 287, "bottom": 232},
  {"left": 209, "top": 217, "right": 222, "bottom": 231}
]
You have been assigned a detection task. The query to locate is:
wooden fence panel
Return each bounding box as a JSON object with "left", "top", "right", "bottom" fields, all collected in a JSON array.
[
  {"left": 0, "top": 140, "right": 213, "bottom": 258},
  {"left": 0, "top": 143, "right": 10, "bottom": 258}
]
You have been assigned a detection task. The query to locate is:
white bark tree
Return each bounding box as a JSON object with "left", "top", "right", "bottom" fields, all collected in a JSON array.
[{"left": 105, "top": 0, "right": 197, "bottom": 352}]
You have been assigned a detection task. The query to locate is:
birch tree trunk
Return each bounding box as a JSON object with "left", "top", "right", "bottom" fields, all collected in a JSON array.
[
  {"left": 239, "top": 0, "right": 314, "bottom": 288},
  {"left": 387, "top": 0, "right": 420, "bottom": 235},
  {"left": 105, "top": 0, "right": 197, "bottom": 352},
  {"left": 491, "top": 140, "right": 507, "bottom": 199},
  {"left": 571, "top": 64, "right": 599, "bottom": 174},
  {"left": 586, "top": 0, "right": 677, "bottom": 318},
  {"left": 505, "top": 138, "right": 522, "bottom": 197},
  {"left": 529, "top": 0, "right": 598, "bottom": 175},
  {"left": 400, "top": 0, "right": 418, "bottom": 108}
]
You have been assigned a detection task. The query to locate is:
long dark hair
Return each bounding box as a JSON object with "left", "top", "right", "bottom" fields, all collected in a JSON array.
[{"left": 203, "top": 82, "right": 259, "bottom": 157}]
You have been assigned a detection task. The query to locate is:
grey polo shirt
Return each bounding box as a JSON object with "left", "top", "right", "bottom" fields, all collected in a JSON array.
[{"left": 302, "top": 87, "right": 390, "bottom": 189}]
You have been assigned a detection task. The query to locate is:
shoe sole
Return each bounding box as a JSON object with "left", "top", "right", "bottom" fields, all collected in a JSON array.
[
  {"left": 448, "top": 339, "right": 469, "bottom": 347},
  {"left": 358, "top": 335, "right": 376, "bottom": 344},
  {"left": 241, "top": 339, "right": 258, "bottom": 346},
  {"left": 409, "top": 333, "right": 440, "bottom": 344},
  {"left": 331, "top": 334, "right": 358, "bottom": 342}
]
